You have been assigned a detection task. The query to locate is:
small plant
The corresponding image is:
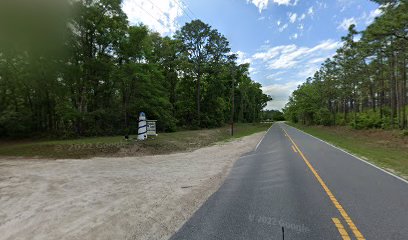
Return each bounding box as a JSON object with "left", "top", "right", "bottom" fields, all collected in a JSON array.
[{"left": 350, "top": 112, "right": 383, "bottom": 130}]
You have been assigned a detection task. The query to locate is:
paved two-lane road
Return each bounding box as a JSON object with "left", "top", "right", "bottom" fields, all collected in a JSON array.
[{"left": 170, "top": 123, "right": 408, "bottom": 240}]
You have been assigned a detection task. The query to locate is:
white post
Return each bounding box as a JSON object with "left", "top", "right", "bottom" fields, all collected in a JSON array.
[{"left": 138, "top": 112, "right": 147, "bottom": 140}]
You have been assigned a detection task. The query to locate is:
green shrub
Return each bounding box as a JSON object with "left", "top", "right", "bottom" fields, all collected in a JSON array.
[
  {"left": 350, "top": 111, "right": 383, "bottom": 130},
  {"left": 336, "top": 116, "right": 347, "bottom": 126},
  {"left": 316, "top": 108, "right": 332, "bottom": 126},
  {"left": 0, "top": 110, "right": 32, "bottom": 137}
]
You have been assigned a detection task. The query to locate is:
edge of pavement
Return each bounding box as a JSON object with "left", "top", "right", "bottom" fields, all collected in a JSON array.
[
  {"left": 254, "top": 124, "right": 273, "bottom": 151},
  {"left": 282, "top": 122, "right": 408, "bottom": 185}
]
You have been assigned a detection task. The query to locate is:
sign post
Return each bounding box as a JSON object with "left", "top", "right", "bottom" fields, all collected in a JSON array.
[{"left": 146, "top": 120, "right": 157, "bottom": 136}]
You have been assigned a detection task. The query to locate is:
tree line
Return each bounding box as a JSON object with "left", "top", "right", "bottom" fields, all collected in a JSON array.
[
  {"left": 0, "top": 0, "right": 271, "bottom": 137},
  {"left": 261, "top": 110, "right": 285, "bottom": 122},
  {"left": 284, "top": 0, "right": 408, "bottom": 130}
]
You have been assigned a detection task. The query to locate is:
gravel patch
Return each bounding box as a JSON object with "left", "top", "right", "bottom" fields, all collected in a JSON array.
[{"left": 0, "top": 132, "right": 264, "bottom": 240}]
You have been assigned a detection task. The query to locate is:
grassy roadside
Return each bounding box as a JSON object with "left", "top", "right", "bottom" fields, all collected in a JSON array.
[
  {"left": 287, "top": 122, "right": 408, "bottom": 180},
  {"left": 0, "top": 123, "right": 271, "bottom": 159}
]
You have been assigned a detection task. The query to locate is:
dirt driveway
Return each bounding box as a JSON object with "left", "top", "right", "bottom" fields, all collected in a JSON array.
[{"left": 0, "top": 132, "right": 264, "bottom": 240}]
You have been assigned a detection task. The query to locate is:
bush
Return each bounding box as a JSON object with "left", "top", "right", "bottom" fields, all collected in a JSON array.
[
  {"left": 350, "top": 111, "right": 383, "bottom": 130},
  {"left": 336, "top": 117, "right": 347, "bottom": 126},
  {"left": 0, "top": 110, "right": 32, "bottom": 137},
  {"left": 316, "top": 108, "right": 332, "bottom": 126}
]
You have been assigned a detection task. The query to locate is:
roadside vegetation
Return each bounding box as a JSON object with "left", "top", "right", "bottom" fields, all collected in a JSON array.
[
  {"left": 0, "top": 123, "right": 270, "bottom": 159},
  {"left": 283, "top": 0, "right": 408, "bottom": 179},
  {"left": 284, "top": 1, "right": 408, "bottom": 131},
  {"left": 261, "top": 110, "right": 285, "bottom": 122},
  {"left": 0, "top": 1, "right": 271, "bottom": 139},
  {"left": 289, "top": 123, "right": 408, "bottom": 180}
]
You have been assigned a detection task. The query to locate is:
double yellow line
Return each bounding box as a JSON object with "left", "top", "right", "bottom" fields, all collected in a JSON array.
[{"left": 283, "top": 127, "right": 365, "bottom": 240}]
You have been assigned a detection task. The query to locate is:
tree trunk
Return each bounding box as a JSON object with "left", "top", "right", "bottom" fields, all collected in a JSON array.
[
  {"left": 370, "top": 80, "right": 376, "bottom": 112},
  {"left": 379, "top": 54, "right": 385, "bottom": 119},
  {"left": 390, "top": 51, "right": 397, "bottom": 128},
  {"left": 402, "top": 55, "right": 407, "bottom": 128},
  {"left": 344, "top": 99, "right": 348, "bottom": 123},
  {"left": 196, "top": 63, "right": 201, "bottom": 127}
]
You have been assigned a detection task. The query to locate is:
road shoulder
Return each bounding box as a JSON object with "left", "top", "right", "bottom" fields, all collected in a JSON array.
[{"left": 0, "top": 132, "right": 265, "bottom": 240}]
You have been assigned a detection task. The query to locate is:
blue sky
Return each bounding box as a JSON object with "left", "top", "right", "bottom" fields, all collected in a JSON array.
[{"left": 122, "top": 0, "right": 382, "bottom": 110}]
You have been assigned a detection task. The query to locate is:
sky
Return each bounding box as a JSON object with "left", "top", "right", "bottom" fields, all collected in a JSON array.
[{"left": 122, "top": 0, "right": 382, "bottom": 110}]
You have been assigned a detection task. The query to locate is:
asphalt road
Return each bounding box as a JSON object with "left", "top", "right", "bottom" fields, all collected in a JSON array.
[{"left": 170, "top": 123, "right": 408, "bottom": 240}]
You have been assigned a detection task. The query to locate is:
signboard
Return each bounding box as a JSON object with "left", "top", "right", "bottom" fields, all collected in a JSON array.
[{"left": 146, "top": 120, "right": 157, "bottom": 136}]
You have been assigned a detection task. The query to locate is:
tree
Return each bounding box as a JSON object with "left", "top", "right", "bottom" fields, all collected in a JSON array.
[
  {"left": 0, "top": 3, "right": 272, "bottom": 137},
  {"left": 285, "top": 0, "right": 408, "bottom": 130},
  {"left": 175, "top": 20, "right": 215, "bottom": 127}
]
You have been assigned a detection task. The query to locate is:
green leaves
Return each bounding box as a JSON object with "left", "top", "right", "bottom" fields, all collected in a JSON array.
[
  {"left": 0, "top": 2, "right": 271, "bottom": 137},
  {"left": 285, "top": 1, "right": 408, "bottom": 129}
]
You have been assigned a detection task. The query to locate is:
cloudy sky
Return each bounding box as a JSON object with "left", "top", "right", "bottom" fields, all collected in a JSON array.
[{"left": 122, "top": 0, "right": 381, "bottom": 110}]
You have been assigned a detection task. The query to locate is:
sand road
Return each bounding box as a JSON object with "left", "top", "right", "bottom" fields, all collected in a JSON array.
[{"left": 0, "top": 132, "right": 263, "bottom": 240}]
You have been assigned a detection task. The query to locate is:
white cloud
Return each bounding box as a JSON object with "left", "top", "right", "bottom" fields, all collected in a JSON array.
[
  {"left": 252, "top": 44, "right": 297, "bottom": 62},
  {"left": 235, "top": 51, "right": 253, "bottom": 65},
  {"left": 337, "top": 17, "right": 357, "bottom": 31},
  {"left": 247, "top": 0, "right": 269, "bottom": 12},
  {"left": 249, "top": 67, "right": 257, "bottom": 74},
  {"left": 262, "top": 81, "right": 302, "bottom": 110},
  {"left": 249, "top": 40, "right": 341, "bottom": 109},
  {"left": 278, "top": 23, "right": 289, "bottom": 32},
  {"left": 289, "top": 33, "right": 298, "bottom": 40},
  {"left": 298, "top": 65, "right": 319, "bottom": 79},
  {"left": 272, "top": 0, "right": 299, "bottom": 6},
  {"left": 252, "top": 39, "right": 340, "bottom": 69},
  {"left": 247, "top": 0, "right": 299, "bottom": 12},
  {"left": 336, "top": 8, "right": 382, "bottom": 32},
  {"left": 307, "top": 6, "right": 314, "bottom": 16},
  {"left": 308, "top": 57, "right": 327, "bottom": 64},
  {"left": 362, "top": 8, "right": 383, "bottom": 25},
  {"left": 316, "top": 1, "right": 328, "bottom": 9},
  {"left": 298, "top": 13, "right": 306, "bottom": 21},
  {"left": 337, "top": 0, "right": 355, "bottom": 8},
  {"left": 273, "top": 0, "right": 292, "bottom": 5},
  {"left": 122, "top": 0, "right": 183, "bottom": 35},
  {"left": 288, "top": 12, "right": 297, "bottom": 23},
  {"left": 266, "top": 71, "right": 287, "bottom": 80}
]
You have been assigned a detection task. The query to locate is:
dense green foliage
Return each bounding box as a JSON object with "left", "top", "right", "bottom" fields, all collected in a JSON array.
[
  {"left": 284, "top": 1, "right": 408, "bottom": 129},
  {"left": 261, "top": 110, "right": 285, "bottom": 121},
  {"left": 0, "top": 0, "right": 271, "bottom": 137}
]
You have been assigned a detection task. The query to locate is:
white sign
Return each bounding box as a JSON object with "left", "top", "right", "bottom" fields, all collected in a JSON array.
[{"left": 147, "top": 120, "right": 157, "bottom": 136}]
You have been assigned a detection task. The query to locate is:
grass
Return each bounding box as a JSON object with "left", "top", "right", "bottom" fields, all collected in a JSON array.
[
  {"left": 0, "top": 123, "right": 271, "bottom": 159},
  {"left": 287, "top": 122, "right": 408, "bottom": 180},
  {"left": 230, "top": 123, "right": 271, "bottom": 139}
]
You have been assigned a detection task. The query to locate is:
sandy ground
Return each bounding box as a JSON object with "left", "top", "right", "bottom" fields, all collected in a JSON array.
[{"left": 0, "top": 132, "right": 264, "bottom": 240}]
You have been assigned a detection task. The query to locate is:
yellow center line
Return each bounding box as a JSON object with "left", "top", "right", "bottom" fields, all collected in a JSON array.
[
  {"left": 291, "top": 145, "right": 297, "bottom": 153},
  {"left": 332, "top": 218, "right": 351, "bottom": 240},
  {"left": 282, "top": 127, "right": 365, "bottom": 240}
]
